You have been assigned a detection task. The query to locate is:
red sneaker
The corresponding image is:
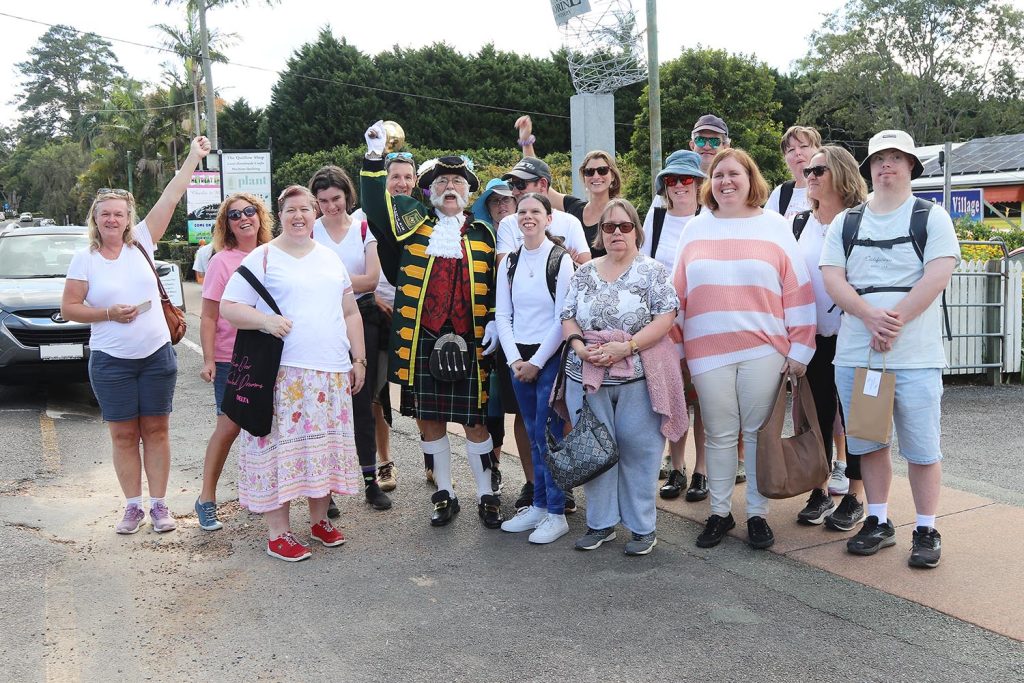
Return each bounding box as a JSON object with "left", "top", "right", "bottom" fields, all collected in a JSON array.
[
  {"left": 310, "top": 519, "right": 346, "bottom": 547},
  {"left": 266, "top": 532, "right": 312, "bottom": 562}
]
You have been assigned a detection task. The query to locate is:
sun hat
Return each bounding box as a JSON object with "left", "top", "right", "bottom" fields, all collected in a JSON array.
[
  {"left": 859, "top": 130, "right": 924, "bottom": 180},
  {"left": 655, "top": 150, "right": 706, "bottom": 194},
  {"left": 471, "top": 178, "right": 514, "bottom": 225}
]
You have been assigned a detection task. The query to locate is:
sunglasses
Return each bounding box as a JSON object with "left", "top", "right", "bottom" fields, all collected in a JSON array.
[
  {"left": 227, "top": 206, "right": 258, "bottom": 221},
  {"left": 600, "top": 221, "right": 635, "bottom": 234},
  {"left": 583, "top": 166, "right": 610, "bottom": 177},
  {"left": 385, "top": 151, "right": 414, "bottom": 163},
  {"left": 802, "top": 165, "right": 829, "bottom": 178},
  {"left": 96, "top": 188, "right": 133, "bottom": 198},
  {"left": 505, "top": 177, "right": 534, "bottom": 191},
  {"left": 693, "top": 136, "right": 722, "bottom": 149},
  {"left": 663, "top": 175, "right": 696, "bottom": 187}
]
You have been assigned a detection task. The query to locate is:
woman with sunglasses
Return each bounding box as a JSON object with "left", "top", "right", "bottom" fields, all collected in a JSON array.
[
  {"left": 639, "top": 150, "right": 710, "bottom": 503},
  {"left": 515, "top": 117, "right": 621, "bottom": 257},
  {"left": 308, "top": 165, "right": 392, "bottom": 513},
  {"left": 792, "top": 146, "right": 869, "bottom": 532},
  {"left": 194, "top": 193, "right": 274, "bottom": 531},
  {"left": 560, "top": 199, "right": 686, "bottom": 556},
  {"left": 673, "top": 148, "right": 816, "bottom": 551},
  {"left": 61, "top": 136, "right": 211, "bottom": 535}
]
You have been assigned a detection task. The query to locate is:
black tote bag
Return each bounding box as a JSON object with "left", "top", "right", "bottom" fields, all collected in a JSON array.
[{"left": 220, "top": 265, "right": 284, "bottom": 437}]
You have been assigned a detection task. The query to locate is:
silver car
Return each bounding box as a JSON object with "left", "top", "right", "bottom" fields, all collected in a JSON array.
[{"left": 0, "top": 226, "right": 184, "bottom": 383}]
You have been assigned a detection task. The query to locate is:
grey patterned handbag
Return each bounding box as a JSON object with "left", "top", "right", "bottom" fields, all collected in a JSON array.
[{"left": 544, "top": 341, "right": 619, "bottom": 490}]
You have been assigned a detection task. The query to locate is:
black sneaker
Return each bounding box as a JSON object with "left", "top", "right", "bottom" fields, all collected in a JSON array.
[
  {"left": 909, "top": 526, "right": 942, "bottom": 568},
  {"left": 563, "top": 489, "right": 577, "bottom": 514},
  {"left": 685, "top": 472, "right": 709, "bottom": 502},
  {"left": 514, "top": 482, "right": 534, "bottom": 510},
  {"left": 327, "top": 496, "right": 340, "bottom": 519},
  {"left": 430, "top": 490, "right": 459, "bottom": 527},
  {"left": 490, "top": 462, "right": 503, "bottom": 494},
  {"left": 846, "top": 515, "right": 896, "bottom": 555},
  {"left": 825, "top": 494, "right": 865, "bottom": 532},
  {"left": 797, "top": 488, "right": 836, "bottom": 525},
  {"left": 696, "top": 513, "right": 735, "bottom": 548},
  {"left": 365, "top": 481, "right": 393, "bottom": 511},
  {"left": 659, "top": 469, "right": 686, "bottom": 500},
  {"left": 746, "top": 515, "right": 775, "bottom": 549},
  {"left": 477, "top": 494, "right": 503, "bottom": 529}
]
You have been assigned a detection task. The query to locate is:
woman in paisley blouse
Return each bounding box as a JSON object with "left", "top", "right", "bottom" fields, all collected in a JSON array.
[{"left": 560, "top": 198, "right": 683, "bottom": 557}]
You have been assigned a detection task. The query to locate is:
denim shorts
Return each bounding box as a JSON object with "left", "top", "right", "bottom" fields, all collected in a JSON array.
[
  {"left": 89, "top": 343, "right": 177, "bottom": 422},
  {"left": 213, "top": 361, "right": 232, "bottom": 416},
  {"left": 834, "top": 366, "right": 943, "bottom": 465}
]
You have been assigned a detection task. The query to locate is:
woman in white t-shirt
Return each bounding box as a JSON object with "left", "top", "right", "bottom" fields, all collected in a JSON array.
[
  {"left": 495, "top": 193, "right": 575, "bottom": 544},
  {"left": 308, "top": 165, "right": 391, "bottom": 514},
  {"left": 220, "top": 185, "right": 366, "bottom": 563},
  {"left": 61, "top": 136, "right": 211, "bottom": 536},
  {"left": 640, "top": 150, "right": 708, "bottom": 504}
]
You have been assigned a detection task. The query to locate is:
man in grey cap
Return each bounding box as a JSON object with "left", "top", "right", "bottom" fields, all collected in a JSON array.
[
  {"left": 820, "top": 129, "right": 960, "bottom": 569},
  {"left": 690, "top": 114, "right": 731, "bottom": 173}
]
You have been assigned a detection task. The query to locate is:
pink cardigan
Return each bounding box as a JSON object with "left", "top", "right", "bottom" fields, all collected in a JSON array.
[{"left": 551, "top": 329, "right": 688, "bottom": 441}]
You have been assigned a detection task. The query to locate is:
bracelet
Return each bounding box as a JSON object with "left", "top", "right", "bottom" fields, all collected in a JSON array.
[
  {"left": 105, "top": 307, "right": 110, "bottom": 321},
  {"left": 517, "top": 135, "right": 536, "bottom": 148},
  {"left": 629, "top": 339, "right": 639, "bottom": 355},
  {"left": 353, "top": 358, "right": 368, "bottom": 367}
]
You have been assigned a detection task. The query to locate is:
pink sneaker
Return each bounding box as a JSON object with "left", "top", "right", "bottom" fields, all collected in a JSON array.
[
  {"left": 115, "top": 505, "right": 145, "bottom": 534},
  {"left": 267, "top": 532, "right": 312, "bottom": 562},
  {"left": 149, "top": 502, "right": 177, "bottom": 533}
]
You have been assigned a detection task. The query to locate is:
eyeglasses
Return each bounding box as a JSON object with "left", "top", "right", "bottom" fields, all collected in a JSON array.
[
  {"left": 802, "top": 165, "right": 829, "bottom": 178},
  {"left": 583, "top": 166, "right": 610, "bottom": 177},
  {"left": 96, "top": 188, "right": 133, "bottom": 198},
  {"left": 505, "top": 178, "right": 534, "bottom": 191},
  {"left": 227, "top": 206, "right": 258, "bottom": 221},
  {"left": 663, "top": 175, "right": 696, "bottom": 187},
  {"left": 693, "top": 136, "right": 723, "bottom": 149},
  {"left": 488, "top": 195, "right": 515, "bottom": 205},
  {"left": 600, "top": 221, "right": 635, "bottom": 234},
  {"left": 432, "top": 177, "right": 468, "bottom": 189}
]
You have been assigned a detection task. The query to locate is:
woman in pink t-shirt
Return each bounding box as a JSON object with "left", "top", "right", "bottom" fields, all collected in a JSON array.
[{"left": 194, "top": 193, "right": 273, "bottom": 531}]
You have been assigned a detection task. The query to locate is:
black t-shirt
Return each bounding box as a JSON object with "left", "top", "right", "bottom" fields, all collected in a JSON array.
[{"left": 563, "top": 195, "right": 606, "bottom": 257}]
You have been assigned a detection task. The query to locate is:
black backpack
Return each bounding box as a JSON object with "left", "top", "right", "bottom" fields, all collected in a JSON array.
[
  {"left": 839, "top": 198, "right": 951, "bottom": 341},
  {"left": 792, "top": 209, "right": 812, "bottom": 241},
  {"left": 651, "top": 205, "right": 700, "bottom": 260},
  {"left": 506, "top": 242, "right": 569, "bottom": 301},
  {"left": 778, "top": 180, "right": 796, "bottom": 215}
]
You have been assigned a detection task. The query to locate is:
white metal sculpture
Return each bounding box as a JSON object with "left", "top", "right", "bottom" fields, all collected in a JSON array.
[{"left": 558, "top": 0, "right": 648, "bottom": 94}]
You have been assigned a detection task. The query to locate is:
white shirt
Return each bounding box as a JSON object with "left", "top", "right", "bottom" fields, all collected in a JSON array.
[
  {"left": 495, "top": 238, "right": 574, "bottom": 369},
  {"left": 222, "top": 243, "right": 355, "bottom": 372},
  {"left": 312, "top": 210, "right": 376, "bottom": 296},
  {"left": 641, "top": 205, "right": 695, "bottom": 272},
  {"left": 820, "top": 196, "right": 960, "bottom": 369},
  {"left": 496, "top": 210, "right": 591, "bottom": 257},
  {"left": 66, "top": 222, "right": 170, "bottom": 359},
  {"left": 794, "top": 212, "right": 842, "bottom": 337},
  {"left": 192, "top": 242, "right": 215, "bottom": 274},
  {"left": 766, "top": 183, "right": 811, "bottom": 220}
]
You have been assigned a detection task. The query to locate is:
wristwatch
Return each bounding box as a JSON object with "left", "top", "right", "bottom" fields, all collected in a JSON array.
[
  {"left": 629, "top": 340, "right": 639, "bottom": 355},
  {"left": 353, "top": 358, "right": 368, "bottom": 367}
]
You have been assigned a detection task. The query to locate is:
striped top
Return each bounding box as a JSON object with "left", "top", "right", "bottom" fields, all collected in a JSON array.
[{"left": 672, "top": 210, "right": 816, "bottom": 376}]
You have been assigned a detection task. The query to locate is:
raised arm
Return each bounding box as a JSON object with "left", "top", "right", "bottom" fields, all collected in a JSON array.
[
  {"left": 144, "top": 137, "right": 211, "bottom": 243},
  {"left": 514, "top": 115, "right": 536, "bottom": 158}
]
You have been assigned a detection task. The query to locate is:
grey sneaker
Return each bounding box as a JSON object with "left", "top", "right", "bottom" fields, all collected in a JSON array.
[
  {"left": 574, "top": 526, "right": 617, "bottom": 551},
  {"left": 624, "top": 532, "right": 658, "bottom": 556},
  {"left": 150, "top": 502, "right": 177, "bottom": 533},
  {"left": 195, "top": 498, "right": 223, "bottom": 531},
  {"left": 115, "top": 505, "right": 145, "bottom": 534}
]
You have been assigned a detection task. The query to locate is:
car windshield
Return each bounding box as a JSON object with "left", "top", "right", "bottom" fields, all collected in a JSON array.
[{"left": 0, "top": 233, "right": 89, "bottom": 278}]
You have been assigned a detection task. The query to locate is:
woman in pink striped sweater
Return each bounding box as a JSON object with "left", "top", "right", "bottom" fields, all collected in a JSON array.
[{"left": 672, "top": 148, "right": 816, "bottom": 550}]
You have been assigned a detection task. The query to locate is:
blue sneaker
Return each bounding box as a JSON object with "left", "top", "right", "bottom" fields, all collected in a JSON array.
[{"left": 195, "top": 498, "right": 223, "bottom": 531}]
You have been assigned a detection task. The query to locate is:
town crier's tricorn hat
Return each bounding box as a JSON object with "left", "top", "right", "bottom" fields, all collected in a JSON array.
[{"left": 417, "top": 156, "right": 480, "bottom": 193}]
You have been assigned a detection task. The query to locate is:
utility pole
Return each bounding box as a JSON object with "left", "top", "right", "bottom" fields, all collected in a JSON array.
[
  {"left": 646, "top": 0, "right": 661, "bottom": 194},
  {"left": 198, "top": 0, "right": 218, "bottom": 160},
  {"left": 942, "top": 141, "right": 952, "bottom": 212},
  {"left": 126, "top": 151, "right": 134, "bottom": 195}
]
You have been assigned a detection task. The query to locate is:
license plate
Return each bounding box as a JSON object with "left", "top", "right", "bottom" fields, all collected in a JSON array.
[{"left": 40, "top": 343, "right": 84, "bottom": 360}]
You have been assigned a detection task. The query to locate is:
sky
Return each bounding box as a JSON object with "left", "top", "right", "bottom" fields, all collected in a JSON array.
[{"left": 0, "top": 0, "right": 856, "bottom": 129}]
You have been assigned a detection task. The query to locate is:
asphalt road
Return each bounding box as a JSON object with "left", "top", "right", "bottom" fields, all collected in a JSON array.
[{"left": 0, "top": 311, "right": 1022, "bottom": 681}]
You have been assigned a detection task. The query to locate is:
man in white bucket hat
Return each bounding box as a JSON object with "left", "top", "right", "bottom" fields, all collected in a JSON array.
[{"left": 820, "top": 129, "right": 960, "bottom": 569}]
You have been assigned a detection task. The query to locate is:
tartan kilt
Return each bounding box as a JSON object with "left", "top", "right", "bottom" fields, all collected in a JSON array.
[{"left": 400, "top": 325, "right": 486, "bottom": 425}]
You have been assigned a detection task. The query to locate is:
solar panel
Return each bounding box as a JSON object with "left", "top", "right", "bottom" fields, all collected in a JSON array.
[{"left": 920, "top": 134, "right": 1024, "bottom": 177}]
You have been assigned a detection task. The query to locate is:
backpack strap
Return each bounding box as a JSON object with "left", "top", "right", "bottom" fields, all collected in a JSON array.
[
  {"left": 361, "top": 219, "right": 368, "bottom": 241},
  {"left": 545, "top": 243, "right": 569, "bottom": 302},
  {"left": 842, "top": 203, "right": 867, "bottom": 259},
  {"left": 651, "top": 207, "right": 667, "bottom": 260},
  {"left": 792, "top": 210, "right": 812, "bottom": 241},
  {"left": 506, "top": 247, "right": 521, "bottom": 290},
  {"left": 779, "top": 180, "right": 796, "bottom": 215}
]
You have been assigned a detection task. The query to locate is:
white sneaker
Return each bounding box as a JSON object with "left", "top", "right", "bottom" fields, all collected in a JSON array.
[
  {"left": 828, "top": 461, "right": 850, "bottom": 496},
  {"left": 529, "top": 513, "right": 569, "bottom": 544},
  {"left": 501, "top": 505, "right": 546, "bottom": 532}
]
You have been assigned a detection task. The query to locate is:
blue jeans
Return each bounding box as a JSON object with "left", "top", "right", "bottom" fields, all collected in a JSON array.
[
  {"left": 511, "top": 358, "right": 565, "bottom": 515},
  {"left": 213, "top": 361, "right": 231, "bottom": 415}
]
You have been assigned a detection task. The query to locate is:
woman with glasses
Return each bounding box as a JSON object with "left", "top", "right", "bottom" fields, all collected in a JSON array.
[
  {"left": 638, "top": 150, "right": 710, "bottom": 503},
  {"left": 194, "top": 193, "right": 274, "bottom": 531},
  {"left": 220, "top": 185, "right": 365, "bottom": 562},
  {"left": 791, "top": 146, "right": 869, "bottom": 532},
  {"left": 515, "top": 117, "right": 621, "bottom": 257},
  {"left": 61, "top": 136, "right": 211, "bottom": 535},
  {"left": 673, "top": 148, "right": 816, "bottom": 551},
  {"left": 560, "top": 199, "right": 686, "bottom": 556},
  {"left": 308, "top": 165, "right": 392, "bottom": 514}
]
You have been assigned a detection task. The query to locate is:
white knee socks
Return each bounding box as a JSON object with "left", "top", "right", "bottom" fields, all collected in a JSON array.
[
  {"left": 466, "top": 437, "right": 495, "bottom": 501},
  {"left": 422, "top": 436, "right": 453, "bottom": 496}
]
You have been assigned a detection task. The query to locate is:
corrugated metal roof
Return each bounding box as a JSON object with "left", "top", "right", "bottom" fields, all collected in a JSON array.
[{"left": 920, "top": 134, "right": 1024, "bottom": 177}]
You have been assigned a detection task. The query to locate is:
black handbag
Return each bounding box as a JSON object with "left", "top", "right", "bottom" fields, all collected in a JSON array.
[
  {"left": 220, "top": 265, "right": 284, "bottom": 437},
  {"left": 544, "top": 340, "right": 619, "bottom": 490}
]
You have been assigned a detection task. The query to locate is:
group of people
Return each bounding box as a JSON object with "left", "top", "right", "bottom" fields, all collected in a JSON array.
[{"left": 64, "top": 110, "right": 958, "bottom": 569}]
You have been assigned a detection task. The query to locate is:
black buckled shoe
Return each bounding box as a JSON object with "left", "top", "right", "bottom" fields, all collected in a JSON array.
[
  {"left": 365, "top": 481, "right": 393, "bottom": 511},
  {"left": 514, "top": 482, "right": 534, "bottom": 510},
  {"left": 685, "top": 473, "right": 709, "bottom": 502},
  {"left": 478, "top": 494, "right": 503, "bottom": 529},
  {"left": 660, "top": 469, "right": 686, "bottom": 500},
  {"left": 430, "top": 490, "right": 460, "bottom": 527}
]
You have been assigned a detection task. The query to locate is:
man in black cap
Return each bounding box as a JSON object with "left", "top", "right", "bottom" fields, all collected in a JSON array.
[
  {"left": 359, "top": 121, "right": 504, "bottom": 529},
  {"left": 690, "top": 114, "right": 731, "bottom": 173}
]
